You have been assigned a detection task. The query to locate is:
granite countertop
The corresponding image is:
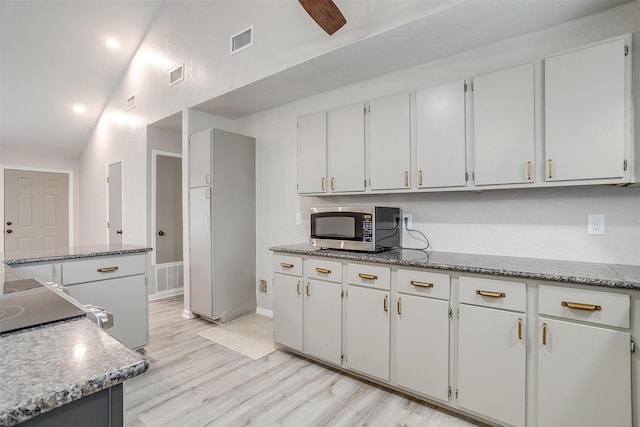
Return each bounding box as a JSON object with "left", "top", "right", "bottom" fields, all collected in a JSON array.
[
  {"left": 271, "top": 244, "right": 640, "bottom": 290},
  {"left": 0, "top": 318, "right": 149, "bottom": 426},
  {"left": 3, "top": 244, "right": 152, "bottom": 266}
]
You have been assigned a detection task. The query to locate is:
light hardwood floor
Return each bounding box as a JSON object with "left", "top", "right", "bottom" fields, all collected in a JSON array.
[{"left": 125, "top": 296, "right": 486, "bottom": 427}]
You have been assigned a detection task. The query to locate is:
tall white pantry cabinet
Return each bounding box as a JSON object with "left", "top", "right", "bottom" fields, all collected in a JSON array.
[{"left": 188, "top": 128, "right": 256, "bottom": 321}]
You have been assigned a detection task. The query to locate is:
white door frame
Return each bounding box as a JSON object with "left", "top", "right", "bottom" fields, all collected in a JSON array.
[
  {"left": 106, "top": 158, "right": 124, "bottom": 244},
  {"left": 0, "top": 164, "right": 74, "bottom": 252},
  {"left": 151, "top": 150, "right": 182, "bottom": 266}
]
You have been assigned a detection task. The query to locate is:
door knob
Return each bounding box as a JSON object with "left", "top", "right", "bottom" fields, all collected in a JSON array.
[
  {"left": 116, "top": 230, "right": 123, "bottom": 235},
  {"left": 6, "top": 229, "right": 13, "bottom": 233},
  {"left": 158, "top": 230, "right": 165, "bottom": 236}
]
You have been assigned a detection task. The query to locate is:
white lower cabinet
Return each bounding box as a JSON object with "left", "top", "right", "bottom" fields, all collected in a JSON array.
[
  {"left": 347, "top": 284, "right": 390, "bottom": 381},
  {"left": 304, "top": 279, "right": 342, "bottom": 364},
  {"left": 273, "top": 273, "right": 303, "bottom": 352},
  {"left": 395, "top": 294, "right": 450, "bottom": 400},
  {"left": 537, "top": 285, "right": 632, "bottom": 427}
]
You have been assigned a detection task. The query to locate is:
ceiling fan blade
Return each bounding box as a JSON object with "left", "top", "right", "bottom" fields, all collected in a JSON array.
[{"left": 299, "top": 0, "right": 346, "bottom": 35}]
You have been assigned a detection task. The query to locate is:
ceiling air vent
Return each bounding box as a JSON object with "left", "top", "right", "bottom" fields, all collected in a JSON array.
[
  {"left": 230, "top": 26, "right": 253, "bottom": 55},
  {"left": 126, "top": 95, "right": 135, "bottom": 111},
  {"left": 169, "top": 64, "right": 185, "bottom": 86}
]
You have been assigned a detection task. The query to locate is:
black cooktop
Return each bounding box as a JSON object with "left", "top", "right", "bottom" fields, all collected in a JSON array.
[{"left": 0, "top": 279, "right": 86, "bottom": 334}]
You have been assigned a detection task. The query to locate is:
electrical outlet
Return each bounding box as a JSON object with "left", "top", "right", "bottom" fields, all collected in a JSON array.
[
  {"left": 587, "top": 214, "right": 605, "bottom": 235},
  {"left": 259, "top": 279, "right": 268, "bottom": 293},
  {"left": 403, "top": 214, "right": 412, "bottom": 229},
  {"left": 295, "top": 213, "right": 302, "bottom": 226}
]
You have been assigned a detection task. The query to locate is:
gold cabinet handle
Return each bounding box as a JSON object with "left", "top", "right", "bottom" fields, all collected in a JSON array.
[
  {"left": 321, "top": 177, "right": 325, "bottom": 191},
  {"left": 548, "top": 159, "right": 553, "bottom": 179},
  {"left": 205, "top": 173, "right": 210, "bottom": 185},
  {"left": 296, "top": 281, "right": 301, "bottom": 295},
  {"left": 418, "top": 170, "right": 423, "bottom": 186},
  {"left": 411, "top": 280, "right": 433, "bottom": 288},
  {"left": 306, "top": 282, "right": 310, "bottom": 297},
  {"left": 359, "top": 273, "right": 378, "bottom": 280},
  {"left": 404, "top": 171, "right": 409, "bottom": 187},
  {"left": 383, "top": 295, "right": 388, "bottom": 312},
  {"left": 527, "top": 161, "right": 532, "bottom": 181},
  {"left": 397, "top": 297, "right": 402, "bottom": 315},
  {"left": 542, "top": 322, "right": 548, "bottom": 345},
  {"left": 315, "top": 267, "right": 331, "bottom": 274},
  {"left": 280, "top": 263, "right": 294, "bottom": 269},
  {"left": 330, "top": 177, "right": 335, "bottom": 191},
  {"left": 517, "top": 318, "right": 523, "bottom": 340},
  {"left": 561, "top": 301, "right": 602, "bottom": 311},
  {"left": 476, "top": 290, "right": 506, "bottom": 298},
  {"left": 97, "top": 266, "right": 119, "bottom": 273}
]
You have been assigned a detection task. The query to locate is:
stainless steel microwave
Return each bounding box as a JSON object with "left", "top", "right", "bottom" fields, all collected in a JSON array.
[{"left": 310, "top": 207, "right": 401, "bottom": 252}]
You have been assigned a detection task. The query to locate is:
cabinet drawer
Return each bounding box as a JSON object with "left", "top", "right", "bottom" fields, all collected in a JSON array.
[
  {"left": 539, "top": 285, "right": 629, "bottom": 329},
  {"left": 273, "top": 254, "right": 302, "bottom": 277},
  {"left": 397, "top": 269, "right": 450, "bottom": 300},
  {"left": 459, "top": 276, "right": 526, "bottom": 312},
  {"left": 62, "top": 255, "right": 146, "bottom": 285},
  {"left": 348, "top": 263, "right": 390, "bottom": 290},
  {"left": 305, "top": 258, "right": 342, "bottom": 283}
]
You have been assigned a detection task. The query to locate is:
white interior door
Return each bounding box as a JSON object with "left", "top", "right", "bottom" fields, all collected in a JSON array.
[
  {"left": 4, "top": 169, "right": 69, "bottom": 252},
  {"left": 107, "top": 162, "right": 123, "bottom": 244}
]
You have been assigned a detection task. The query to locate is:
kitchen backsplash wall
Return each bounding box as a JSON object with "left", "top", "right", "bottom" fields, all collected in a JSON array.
[{"left": 239, "top": 3, "right": 640, "bottom": 311}]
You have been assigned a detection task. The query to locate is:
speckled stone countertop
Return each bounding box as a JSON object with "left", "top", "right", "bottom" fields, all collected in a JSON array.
[
  {"left": 271, "top": 244, "right": 640, "bottom": 290},
  {"left": 2, "top": 244, "right": 152, "bottom": 266},
  {"left": 0, "top": 318, "right": 149, "bottom": 426}
]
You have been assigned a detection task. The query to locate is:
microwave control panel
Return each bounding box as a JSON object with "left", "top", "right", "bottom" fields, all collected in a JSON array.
[{"left": 363, "top": 215, "right": 373, "bottom": 242}]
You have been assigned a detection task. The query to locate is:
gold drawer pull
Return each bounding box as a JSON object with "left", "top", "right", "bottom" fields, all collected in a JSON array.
[
  {"left": 306, "top": 283, "right": 310, "bottom": 297},
  {"left": 527, "top": 161, "right": 532, "bottom": 181},
  {"left": 562, "top": 301, "right": 601, "bottom": 311},
  {"left": 296, "top": 281, "right": 301, "bottom": 295},
  {"left": 280, "top": 263, "right": 294, "bottom": 269},
  {"left": 418, "top": 170, "right": 423, "bottom": 186},
  {"left": 321, "top": 177, "right": 325, "bottom": 191},
  {"left": 359, "top": 273, "right": 378, "bottom": 280},
  {"left": 542, "top": 322, "right": 548, "bottom": 345},
  {"left": 547, "top": 159, "right": 553, "bottom": 179},
  {"left": 411, "top": 280, "right": 433, "bottom": 288},
  {"left": 397, "top": 297, "right": 402, "bottom": 315},
  {"left": 383, "top": 295, "right": 388, "bottom": 312},
  {"left": 315, "top": 267, "right": 331, "bottom": 274},
  {"left": 97, "top": 266, "right": 119, "bottom": 273},
  {"left": 476, "top": 290, "right": 505, "bottom": 298}
]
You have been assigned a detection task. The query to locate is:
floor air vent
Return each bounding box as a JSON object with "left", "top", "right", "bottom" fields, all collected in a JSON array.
[
  {"left": 126, "top": 95, "right": 135, "bottom": 111},
  {"left": 169, "top": 64, "right": 185, "bottom": 86},
  {"left": 230, "top": 26, "right": 253, "bottom": 55}
]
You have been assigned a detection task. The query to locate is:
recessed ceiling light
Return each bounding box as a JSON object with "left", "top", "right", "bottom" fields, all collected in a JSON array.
[
  {"left": 72, "top": 105, "right": 86, "bottom": 114},
  {"left": 105, "top": 37, "right": 120, "bottom": 49}
]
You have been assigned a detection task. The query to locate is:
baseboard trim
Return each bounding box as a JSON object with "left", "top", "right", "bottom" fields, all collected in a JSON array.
[
  {"left": 148, "top": 288, "right": 184, "bottom": 302},
  {"left": 256, "top": 307, "right": 273, "bottom": 318}
]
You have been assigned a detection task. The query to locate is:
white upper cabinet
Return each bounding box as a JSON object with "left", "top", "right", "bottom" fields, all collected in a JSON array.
[
  {"left": 473, "top": 63, "right": 535, "bottom": 186},
  {"left": 328, "top": 103, "right": 365, "bottom": 192},
  {"left": 544, "top": 37, "right": 627, "bottom": 182},
  {"left": 189, "top": 129, "right": 212, "bottom": 188},
  {"left": 416, "top": 80, "right": 467, "bottom": 188},
  {"left": 297, "top": 111, "right": 327, "bottom": 194},
  {"left": 368, "top": 92, "right": 411, "bottom": 191}
]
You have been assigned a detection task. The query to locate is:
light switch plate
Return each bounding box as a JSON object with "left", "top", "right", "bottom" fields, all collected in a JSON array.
[
  {"left": 587, "top": 214, "right": 605, "bottom": 235},
  {"left": 295, "top": 213, "right": 302, "bottom": 226}
]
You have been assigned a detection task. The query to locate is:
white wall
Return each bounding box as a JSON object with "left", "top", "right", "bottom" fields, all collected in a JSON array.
[
  {"left": 239, "top": 3, "right": 640, "bottom": 311},
  {"left": 0, "top": 146, "right": 81, "bottom": 247}
]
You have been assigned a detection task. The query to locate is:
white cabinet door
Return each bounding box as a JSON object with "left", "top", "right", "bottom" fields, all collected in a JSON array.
[
  {"left": 67, "top": 275, "right": 147, "bottom": 349},
  {"left": 297, "top": 112, "right": 327, "bottom": 194},
  {"left": 328, "top": 103, "right": 365, "bottom": 192},
  {"left": 396, "top": 294, "right": 449, "bottom": 401},
  {"left": 273, "top": 274, "right": 303, "bottom": 351},
  {"left": 189, "top": 187, "right": 212, "bottom": 318},
  {"left": 304, "top": 279, "right": 342, "bottom": 365},
  {"left": 538, "top": 318, "right": 631, "bottom": 427},
  {"left": 545, "top": 38, "right": 627, "bottom": 182},
  {"left": 189, "top": 129, "right": 211, "bottom": 188},
  {"left": 11, "top": 262, "right": 62, "bottom": 283},
  {"left": 368, "top": 92, "right": 411, "bottom": 191},
  {"left": 346, "top": 285, "right": 390, "bottom": 381},
  {"left": 458, "top": 304, "right": 526, "bottom": 427},
  {"left": 473, "top": 64, "right": 535, "bottom": 186},
  {"left": 416, "top": 80, "right": 467, "bottom": 188}
]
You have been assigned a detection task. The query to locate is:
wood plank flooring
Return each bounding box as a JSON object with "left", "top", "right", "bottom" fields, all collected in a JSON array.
[{"left": 125, "top": 296, "right": 486, "bottom": 427}]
